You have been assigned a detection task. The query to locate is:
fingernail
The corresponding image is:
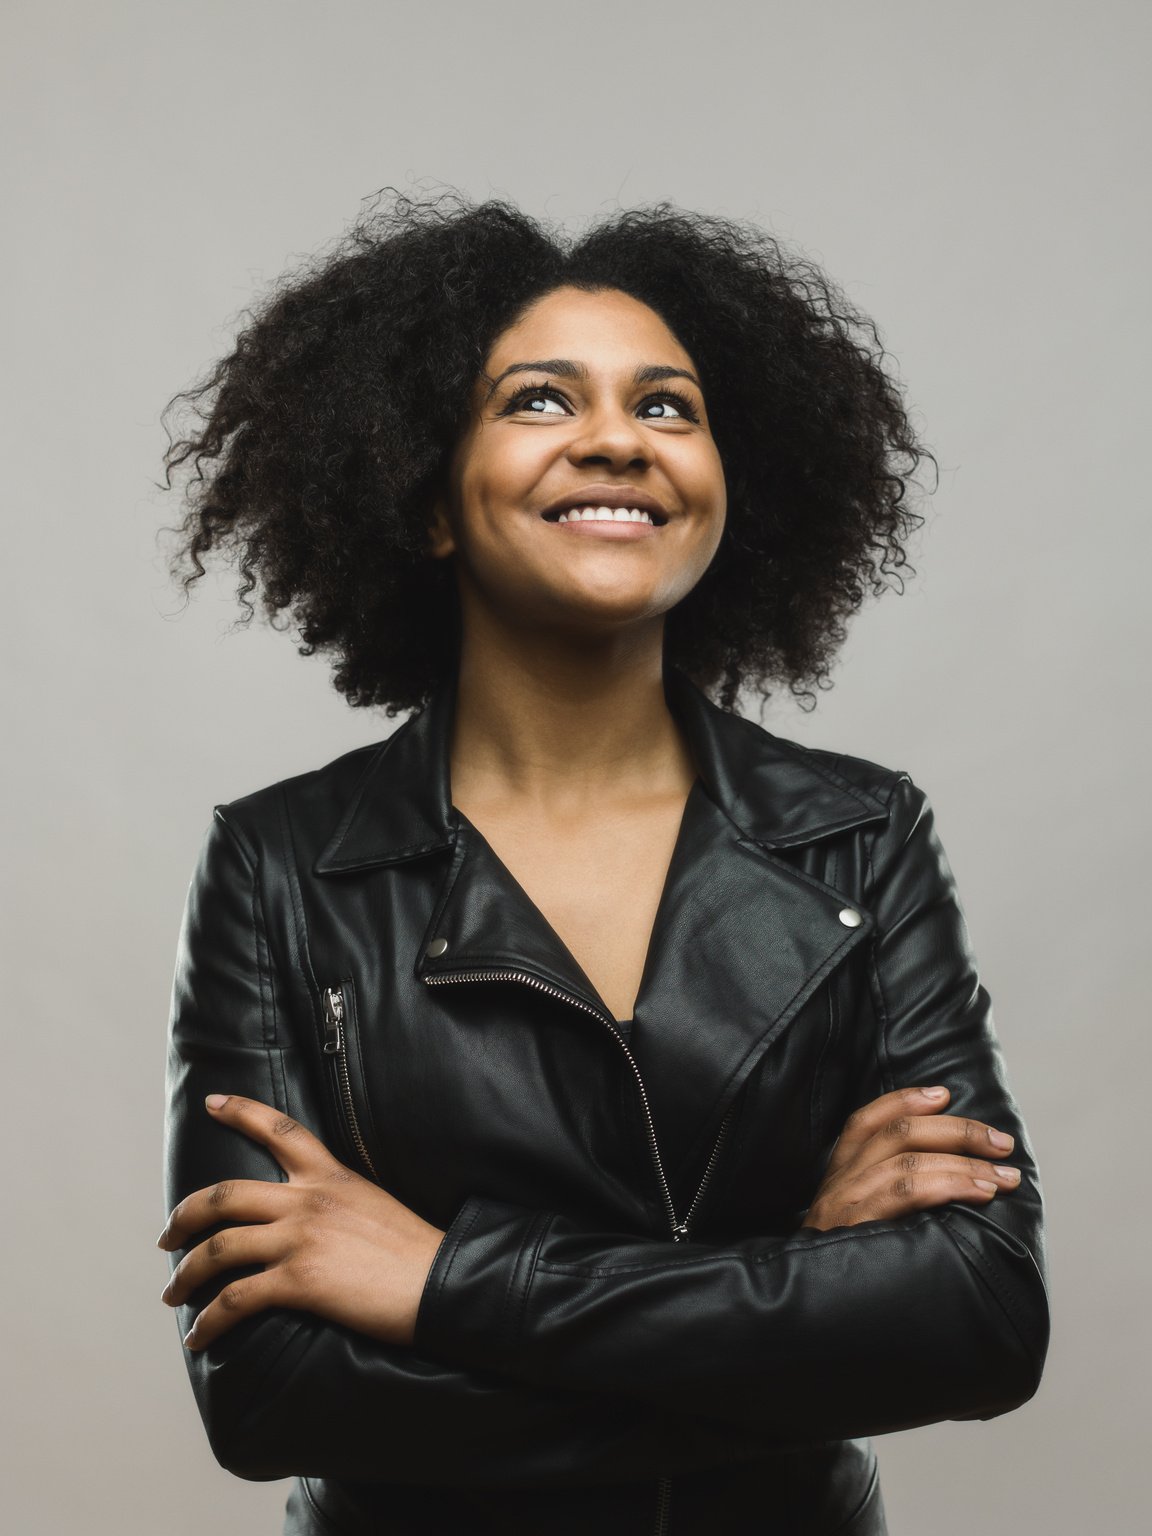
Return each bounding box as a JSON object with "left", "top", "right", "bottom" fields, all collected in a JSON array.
[
  {"left": 920, "top": 1086, "right": 948, "bottom": 1100},
  {"left": 156, "top": 1231, "right": 169, "bottom": 1249},
  {"left": 994, "top": 1165, "right": 1021, "bottom": 1182},
  {"left": 183, "top": 1329, "right": 198, "bottom": 1349},
  {"left": 988, "top": 1129, "right": 1014, "bottom": 1151},
  {"left": 205, "top": 1093, "right": 229, "bottom": 1110},
  {"left": 973, "top": 1179, "right": 998, "bottom": 1192}
]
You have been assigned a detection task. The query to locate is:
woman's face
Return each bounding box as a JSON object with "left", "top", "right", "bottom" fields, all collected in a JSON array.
[{"left": 427, "top": 284, "right": 727, "bottom": 639}]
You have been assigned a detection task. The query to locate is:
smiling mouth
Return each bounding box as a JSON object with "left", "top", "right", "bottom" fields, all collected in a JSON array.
[{"left": 540, "top": 506, "right": 668, "bottom": 527}]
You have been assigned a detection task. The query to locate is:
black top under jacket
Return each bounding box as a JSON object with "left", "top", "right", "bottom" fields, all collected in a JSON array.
[{"left": 162, "top": 663, "right": 1050, "bottom": 1536}]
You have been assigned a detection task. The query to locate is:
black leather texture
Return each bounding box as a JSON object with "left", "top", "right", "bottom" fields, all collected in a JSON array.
[{"left": 163, "top": 664, "right": 1049, "bottom": 1534}]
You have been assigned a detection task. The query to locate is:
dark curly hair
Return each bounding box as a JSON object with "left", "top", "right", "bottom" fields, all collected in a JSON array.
[{"left": 160, "top": 187, "right": 936, "bottom": 716}]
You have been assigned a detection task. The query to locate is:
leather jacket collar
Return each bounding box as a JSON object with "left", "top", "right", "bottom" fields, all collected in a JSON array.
[{"left": 314, "top": 663, "right": 890, "bottom": 874}]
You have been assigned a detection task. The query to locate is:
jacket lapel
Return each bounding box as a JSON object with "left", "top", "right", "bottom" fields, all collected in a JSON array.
[
  {"left": 625, "top": 781, "right": 875, "bottom": 1186},
  {"left": 422, "top": 810, "right": 610, "bottom": 1015},
  {"left": 645, "top": 670, "right": 892, "bottom": 1179}
]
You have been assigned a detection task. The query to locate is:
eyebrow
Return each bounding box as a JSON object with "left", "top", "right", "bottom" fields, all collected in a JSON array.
[{"left": 483, "top": 358, "right": 703, "bottom": 403}]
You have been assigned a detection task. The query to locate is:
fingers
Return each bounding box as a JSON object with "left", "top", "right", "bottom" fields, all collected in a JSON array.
[
  {"left": 803, "top": 1146, "right": 1024, "bottom": 1231},
  {"left": 161, "top": 1222, "right": 285, "bottom": 1310},
  {"left": 199, "top": 1094, "right": 336, "bottom": 1179},
  {"left": 824, "top": 1085, "right": 954, "bottom": 1176},
  {"left": 157, "top": 1176, "right": 292, "bottom": 1252},
  {"left": 857, "top": 1149, "right": 1022, "bottom": 1220},
  {"left": 858, "top": 1106, "right": 1015, "bottom": 1176},
  {"left": 157, "top": 1096, "right": 343, "bottom": 1250},
  {"left": 841, "top": 1155, "right": 1026, "bottom": 1234},
  {"left": 805, "top": 1085, "right": 1023, "bottom": 1231},
  {"left": 179, "top": 1266, "right": 292, "bottom": 1352},
  {"left": 801, "top": 1163, "right": 1018, "bottom": 1231},
  {"left": 828, "top": 1086, "right": 1015, "bottom": 1180}
]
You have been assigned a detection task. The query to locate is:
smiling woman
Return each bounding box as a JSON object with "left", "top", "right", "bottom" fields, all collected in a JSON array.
[{"left": 157, "top": 188, "right": 1048, "bottom": 1536}]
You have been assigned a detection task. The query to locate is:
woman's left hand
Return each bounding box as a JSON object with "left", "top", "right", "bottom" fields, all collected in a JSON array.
[{"left": 157, "top": 1094, "right": 447, "bottom": 1352}]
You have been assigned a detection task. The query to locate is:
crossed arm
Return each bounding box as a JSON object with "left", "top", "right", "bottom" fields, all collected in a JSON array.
[
  {"left": 160, "top": 810, "right": 779, "bottom": 1487},
  {"left": 160, "top": 782, "right": 1050, "bottom": 1482}
]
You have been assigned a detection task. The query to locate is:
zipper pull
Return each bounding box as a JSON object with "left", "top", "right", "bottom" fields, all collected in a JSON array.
[
  {"left": 322, "top": 986, "right": 344, "bottom": 1055},
  {"left": 671, "top": 1221, "right": 690, "bottom": 1242}
]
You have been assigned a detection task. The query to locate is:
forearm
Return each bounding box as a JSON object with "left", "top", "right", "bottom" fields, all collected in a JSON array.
[
  {"left": 412, "top": 1194, "right": 1048, "bottom": 1444},
  {"left": 166, "top": 1030, "right": 774, "bottom": 1488},
  {"left": 177, "top": 1295, "right": 774, "bottom": 1487}
]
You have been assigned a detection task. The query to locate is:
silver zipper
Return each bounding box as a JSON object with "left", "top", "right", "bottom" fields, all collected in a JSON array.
[
  {"left": 423, "top": 965, "right": 739, "bottom": 1536},
  {"left": 322, "top": 985, "right": 379, "bottom": 1181},
  {"left": 423, "top": 967, "right": 736, "bottom": 1240},
  {"left": 652, "top": 1474, "right": 673, "bottom": 1536}
]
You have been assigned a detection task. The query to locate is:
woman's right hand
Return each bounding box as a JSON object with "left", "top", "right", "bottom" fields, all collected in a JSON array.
[{"left": 800, "top": 1085, "right": 1022, "bottom": 1231}]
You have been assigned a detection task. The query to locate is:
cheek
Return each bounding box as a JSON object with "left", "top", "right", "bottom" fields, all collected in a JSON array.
[
  {"left": 454, "top": 445, "right": 541, "bottom": 536},
  {"left": 467, "top": 427, "right": 549, "bottom": 492},
  {"left": 680, "top": 439, "right": 726, "bottom": 512},
  {"left": 689, "top": 463, "right": 728, "bottom": 557}
]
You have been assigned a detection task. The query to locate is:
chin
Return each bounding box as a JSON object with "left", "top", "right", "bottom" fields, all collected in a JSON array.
[{"left": 549, "top": 598, "right": 673, "bottom": 638}]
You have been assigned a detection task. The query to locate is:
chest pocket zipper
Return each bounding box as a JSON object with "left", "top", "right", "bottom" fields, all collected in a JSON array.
[{"left": 321, "top": 983, "right": 379, "bottom": 1182}]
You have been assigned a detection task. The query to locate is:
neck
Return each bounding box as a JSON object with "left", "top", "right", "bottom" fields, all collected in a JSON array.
[{"left": 448, "top": 624, "right": 698, "bottom": 816}]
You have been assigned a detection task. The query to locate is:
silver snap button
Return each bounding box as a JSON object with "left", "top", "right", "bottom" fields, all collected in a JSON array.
[
  {"left": 837, "top": 907, "right": 863, "bottom": 928},
  {"left": 425, "top": 937, "right": 448, "bottom": 958}
]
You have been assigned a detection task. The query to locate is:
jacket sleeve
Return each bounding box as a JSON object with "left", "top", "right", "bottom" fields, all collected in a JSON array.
[
  {"left": 412, "top": 775, "right": 1052, "bottom": 1444},
  {"left": 163, "top": 809, "right": 775, "bottom": 1486}
]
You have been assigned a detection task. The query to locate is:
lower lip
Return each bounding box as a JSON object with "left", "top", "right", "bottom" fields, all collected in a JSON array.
[{"left": 541, "top": 517, "right": 662, "bottom": 540}]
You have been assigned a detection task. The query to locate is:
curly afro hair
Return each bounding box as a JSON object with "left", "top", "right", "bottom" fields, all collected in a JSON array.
[{"left": 160, "top": 187, "right": 935, "bottom": 716}]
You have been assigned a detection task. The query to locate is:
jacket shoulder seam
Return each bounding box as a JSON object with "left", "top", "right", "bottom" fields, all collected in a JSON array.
[
  {"left": 211, "top": 804, "right": 259, "bottom": 870},
  {"left": 761, "top": 732, "right": 902, "bottom": 817},
  {"left": 215, "top": 741, "right": 384, "bottom": 819}
]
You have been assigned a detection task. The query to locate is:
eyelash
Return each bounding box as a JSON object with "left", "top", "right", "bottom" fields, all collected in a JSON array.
[{"left": 500, "top": 382, "right": 701, "bottom": 424}]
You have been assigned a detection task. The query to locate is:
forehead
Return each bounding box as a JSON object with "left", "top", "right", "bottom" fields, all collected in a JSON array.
[{"left": 485, "top": 285, "right": 696, "bottom": 371}]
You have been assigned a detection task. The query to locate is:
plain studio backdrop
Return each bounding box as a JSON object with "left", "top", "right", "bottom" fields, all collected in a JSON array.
[{"left": 2, "top": 2, "right": 1146, "bottom": 1531}]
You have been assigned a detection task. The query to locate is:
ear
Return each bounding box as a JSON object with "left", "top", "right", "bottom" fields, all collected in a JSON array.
[{"left": 425, "top": 491, "right": 456, "bottom": 560}]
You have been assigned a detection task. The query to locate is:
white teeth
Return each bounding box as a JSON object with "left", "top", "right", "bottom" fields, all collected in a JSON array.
[{"left": 556, "top": 506, "right": 654, "bottom": 524}]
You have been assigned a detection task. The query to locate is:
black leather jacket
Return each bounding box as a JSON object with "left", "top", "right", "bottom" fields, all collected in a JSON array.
[{"left": 163, "top": 664, "right": 1050, "bottom": 1536}]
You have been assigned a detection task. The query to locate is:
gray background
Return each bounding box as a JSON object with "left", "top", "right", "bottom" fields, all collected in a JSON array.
[{"left": 3, "top": 1, "right": 1146, "bottom": 1530}]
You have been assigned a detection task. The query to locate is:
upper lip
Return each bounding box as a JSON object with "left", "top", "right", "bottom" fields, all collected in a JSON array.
[{"left": 539, "top": 486, "right": 670, "bottom": 525}]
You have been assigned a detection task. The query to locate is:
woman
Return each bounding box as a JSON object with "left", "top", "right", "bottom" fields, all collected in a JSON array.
[{"left": 157, "top": 191, "right": 1050, "bottom": 1535}]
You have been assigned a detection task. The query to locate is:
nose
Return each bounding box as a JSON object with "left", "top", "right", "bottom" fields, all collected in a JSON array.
[{"left": 565, "top": 399, "right": 656, "bottom": 472}]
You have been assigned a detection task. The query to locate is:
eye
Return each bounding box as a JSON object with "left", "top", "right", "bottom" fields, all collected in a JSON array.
[
  {"left": 638, "top": 390, "right": 699, "bottom": 422},
  {"left": 503, "top": 385, "right": 569, "bottom": 416},
  {"left": 499, "top": 383, "right": 701, "bottom": 424}
]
